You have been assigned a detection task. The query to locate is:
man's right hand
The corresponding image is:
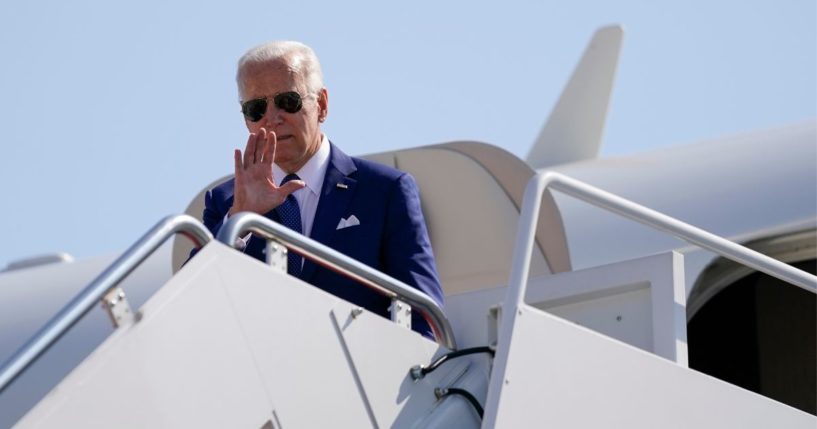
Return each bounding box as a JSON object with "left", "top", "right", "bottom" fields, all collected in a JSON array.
[{"left": 229, "top": 128, "right": 305, "bottom": 216}]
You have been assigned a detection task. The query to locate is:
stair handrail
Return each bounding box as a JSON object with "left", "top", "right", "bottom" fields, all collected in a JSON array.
[
  {"left": 217, "top": 212, "right": 457, "bottom": 350},
  {"left": 0, "top": 214, "right": 213, "bottom": 394},
  {"left": 505, "top": 171, "right": 816, "bottom": 309},
  {"left": 483, "top": 171, "right": 817, "bottom": 427}
]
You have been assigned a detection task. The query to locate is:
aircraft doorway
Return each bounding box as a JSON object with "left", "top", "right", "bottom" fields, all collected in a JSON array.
[{"left": 688, "top": 259, "right": 816, "bottom": 415}]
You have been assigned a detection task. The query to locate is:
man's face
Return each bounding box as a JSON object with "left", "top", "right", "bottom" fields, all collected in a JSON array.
[{"left": 239, "top": 59, "right": 328, "bottom": 173}]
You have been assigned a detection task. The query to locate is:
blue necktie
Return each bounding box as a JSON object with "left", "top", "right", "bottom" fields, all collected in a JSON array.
[{"left": 276, "top": 174, "right": 303, "bottom": 276}]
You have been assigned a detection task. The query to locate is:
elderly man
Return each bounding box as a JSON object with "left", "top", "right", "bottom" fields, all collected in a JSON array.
[{"left": 200, "top": 41, "right": 443, "bottom": 338}]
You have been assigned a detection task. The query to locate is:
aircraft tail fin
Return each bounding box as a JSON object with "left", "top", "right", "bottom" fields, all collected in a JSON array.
[{"left": 526, "top": 25, "right": 624, "bottom": 169}]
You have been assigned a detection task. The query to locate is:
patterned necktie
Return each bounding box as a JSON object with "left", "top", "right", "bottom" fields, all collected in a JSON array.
[{"left": 276, "top": 173, "right": 303, "bottom": 276}]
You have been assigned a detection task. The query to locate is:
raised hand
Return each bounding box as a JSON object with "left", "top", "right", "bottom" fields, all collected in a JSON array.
[{"left": 229, "top": 128, "right": 305, "bottom": 216}]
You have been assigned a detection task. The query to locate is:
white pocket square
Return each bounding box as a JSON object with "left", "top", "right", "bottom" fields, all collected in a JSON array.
[{"left": 336, "top": 215, "right": 361, "bottom": 230}]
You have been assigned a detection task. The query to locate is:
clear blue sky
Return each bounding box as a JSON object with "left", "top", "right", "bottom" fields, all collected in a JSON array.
[{"left": 0, "top": 0, "right": 814, "bottom": 267}]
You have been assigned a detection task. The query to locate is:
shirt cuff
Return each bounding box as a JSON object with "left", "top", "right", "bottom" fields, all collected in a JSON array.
[{"left": 223, "top": 212, "right": 252, "bottom": 250}]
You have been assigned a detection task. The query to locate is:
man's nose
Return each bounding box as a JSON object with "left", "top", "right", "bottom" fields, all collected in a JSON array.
[{"left": 263, "top": 105, "right": 285, "bottom": 126}]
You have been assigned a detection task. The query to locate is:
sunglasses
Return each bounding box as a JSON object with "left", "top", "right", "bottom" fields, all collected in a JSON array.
[{"left": 241, "top": 91, "right": 305, "bottom": 122}]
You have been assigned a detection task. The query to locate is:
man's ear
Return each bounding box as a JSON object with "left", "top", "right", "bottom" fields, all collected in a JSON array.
[{"left": 318, "top": 88, "right": 329, "bottom": 122}]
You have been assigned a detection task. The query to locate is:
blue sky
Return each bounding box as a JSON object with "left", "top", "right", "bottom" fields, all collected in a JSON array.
[{"left": 0, "top": 0, "right": 814, "bottom": 267}]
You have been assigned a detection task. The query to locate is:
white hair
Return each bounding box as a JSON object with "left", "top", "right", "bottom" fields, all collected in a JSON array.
[{"left": 236, "top": 41, "right": 324, "bottom": 98}]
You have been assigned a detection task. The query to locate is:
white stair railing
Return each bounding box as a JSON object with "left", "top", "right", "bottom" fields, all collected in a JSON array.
[
  {"left": 218, "top": 212, "right": 457, "bottom": 350},
  {"left": 484, "top": 171, "right": 817, "bottom": 427},
  {"left": 0, "top": 215, "right": 213, "bottom": 394}
]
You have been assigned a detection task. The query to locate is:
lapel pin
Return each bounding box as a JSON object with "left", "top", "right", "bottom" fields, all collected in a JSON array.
[{"left": 336, "top": 183, "right": 348, "bottom": 189}]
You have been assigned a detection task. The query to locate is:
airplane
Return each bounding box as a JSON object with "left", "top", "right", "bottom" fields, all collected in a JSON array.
[{"left": 0, "top": 25, "right": 814, "bottom": 428}]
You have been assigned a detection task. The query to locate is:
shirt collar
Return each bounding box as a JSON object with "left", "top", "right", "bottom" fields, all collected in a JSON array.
[{"left": 273, "top": 134, "right": 330, "bottom": 197}]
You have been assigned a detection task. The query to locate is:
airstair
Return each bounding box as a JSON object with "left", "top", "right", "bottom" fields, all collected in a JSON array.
[{"left": 1, "top": 168, "right": 815, "bottom": 428}]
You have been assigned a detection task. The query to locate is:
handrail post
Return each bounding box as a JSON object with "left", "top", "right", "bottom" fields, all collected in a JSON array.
[
  {"left": 217, "top": 213, "right": 457, "bottom": 350},
  {"left": 0, "top": 215, "right": 213, "bottom": 394}
]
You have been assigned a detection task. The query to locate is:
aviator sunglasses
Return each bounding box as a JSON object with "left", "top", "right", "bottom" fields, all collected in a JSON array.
[{"left": 241, "top": 91, "right": 305, "bottom": 122}]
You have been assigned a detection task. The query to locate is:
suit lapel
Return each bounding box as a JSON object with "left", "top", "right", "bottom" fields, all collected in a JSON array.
[{"left": 301, "top": 142, "right": 357, "bottom": 282}]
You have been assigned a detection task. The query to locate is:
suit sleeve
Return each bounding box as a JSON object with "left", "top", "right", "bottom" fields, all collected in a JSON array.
[
  {"left": 202, "top": 189, "right": 227, "bottom": 236},
  {"left": 383, "top": 173, "right": 444, "bottom": 338},
  {"left": 187, "top": 189, "right": 228, "bottom": 262}
]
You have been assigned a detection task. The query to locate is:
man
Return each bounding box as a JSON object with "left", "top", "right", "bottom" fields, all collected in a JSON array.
[{"left": 199, "top": 41, "right": 443, "bottom": 338}]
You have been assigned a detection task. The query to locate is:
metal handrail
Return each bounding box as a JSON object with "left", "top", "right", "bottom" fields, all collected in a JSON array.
[
  {"left": 217, "top": 212, "right": 457, "bottom": 350},
  {"left": 484, "top": 171, "right": 817, "bottom": 425},
  {"left": 0, "top": 215, "right": 213, "bottom": 394},
  {"left": 506, "top": 171, "right": 817, "bottom": 310}
]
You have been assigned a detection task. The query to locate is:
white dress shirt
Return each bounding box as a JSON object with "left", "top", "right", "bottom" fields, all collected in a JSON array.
[{"left": 272, "top": 133, "right": 330, "bottom": 237}]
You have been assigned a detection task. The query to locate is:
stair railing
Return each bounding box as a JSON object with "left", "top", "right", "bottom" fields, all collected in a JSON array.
[
  {"left": 483, "top": 171, "right": 817, "bottom": 427},
  {"left": 506, "top": 171, "right": 816, "bottom": 306},
  {"left": 217, "top": 212, "right": 457, "bottom": 350},
  {"left": 0, "top": 215, "right": 212, "bottom": 393}
]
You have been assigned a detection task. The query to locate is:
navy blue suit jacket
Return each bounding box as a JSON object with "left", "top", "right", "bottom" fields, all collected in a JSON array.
[{"left": 200, "top": 143, "right": 444, "bottom": 338}]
